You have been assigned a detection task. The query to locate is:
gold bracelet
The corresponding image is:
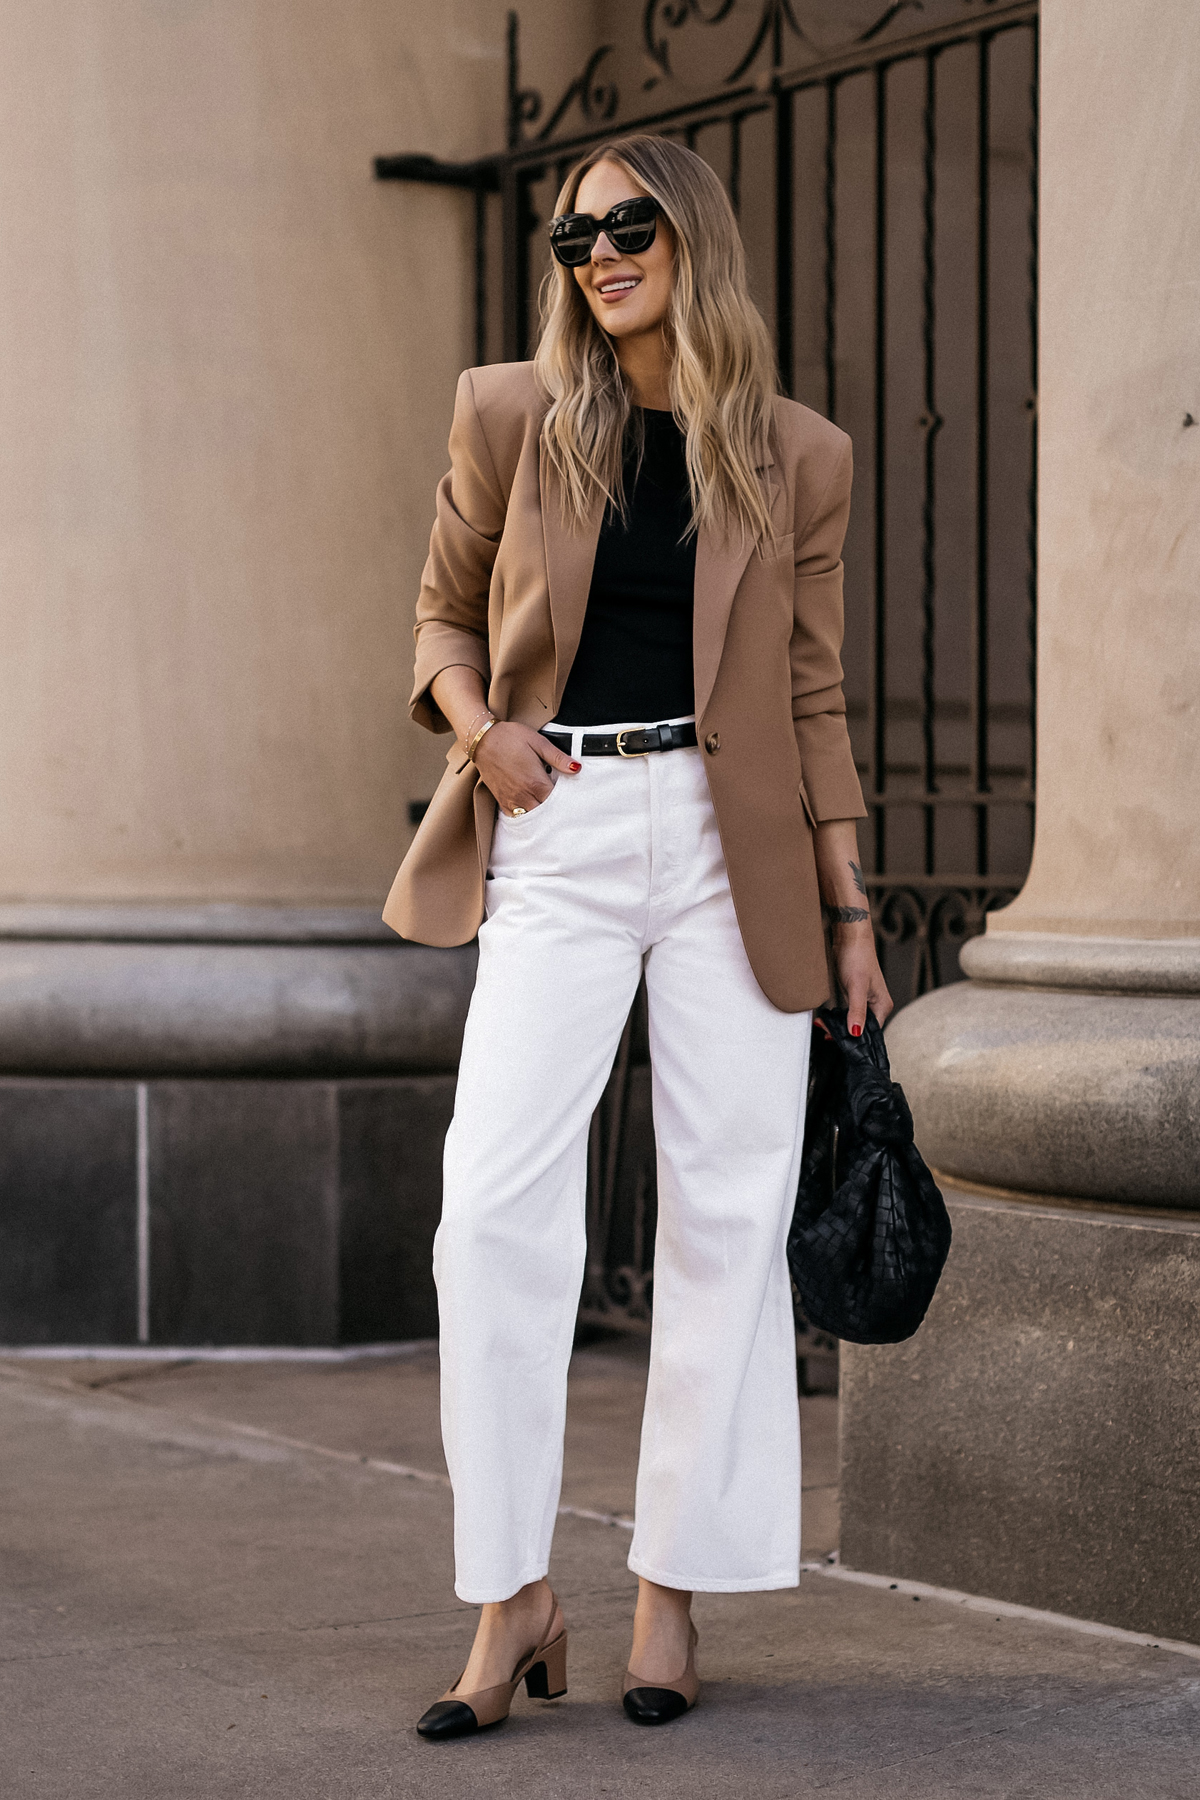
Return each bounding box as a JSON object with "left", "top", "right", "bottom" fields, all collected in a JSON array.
[
  {"left": 462, "top": 707, "right": 491, "bottom": 749},
  {"left": 465, "top": 715, "right": 497, "bottom": 762}
]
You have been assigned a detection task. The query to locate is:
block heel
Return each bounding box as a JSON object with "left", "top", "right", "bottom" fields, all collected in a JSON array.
[{"left": 523, "top": 1627, "right": 568, "bottom": 1700}]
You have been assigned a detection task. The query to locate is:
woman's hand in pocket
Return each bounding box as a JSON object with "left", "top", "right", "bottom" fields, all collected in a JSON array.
[{"left": 474, "top": 723, "right": 580, "bottom": 817}]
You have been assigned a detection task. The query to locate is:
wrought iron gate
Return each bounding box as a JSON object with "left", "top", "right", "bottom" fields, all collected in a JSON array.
[{"left": 378, "top": 0, "right": 1039, "bottom": 1332}]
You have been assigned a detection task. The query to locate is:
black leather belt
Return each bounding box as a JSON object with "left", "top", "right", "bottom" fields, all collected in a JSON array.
[{"left": 540, "top": 720, "right": 698, "bottom": 758}]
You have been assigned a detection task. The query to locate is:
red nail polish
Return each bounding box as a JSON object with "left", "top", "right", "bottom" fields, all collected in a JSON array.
[
  {"left": 850, "top": 1023, "right": 862, "bottom": 1037},
  {"left": 570, "top": 761, "right": 582, "bottom": 772}
]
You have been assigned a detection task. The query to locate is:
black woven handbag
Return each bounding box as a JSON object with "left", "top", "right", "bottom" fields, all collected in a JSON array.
[{"left": 787, "top": 1006, "right": 952, "bottom": 1345}]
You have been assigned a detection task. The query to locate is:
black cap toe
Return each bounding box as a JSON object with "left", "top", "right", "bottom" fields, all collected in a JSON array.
[
  {"left": 416, "top": 1699, "right": 480, "bottom": 1740},
  {"left": 623, "top": 1686, "right": 690, "bottom": 1725}
]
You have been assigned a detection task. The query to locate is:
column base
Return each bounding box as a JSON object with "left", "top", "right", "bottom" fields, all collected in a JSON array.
[
  {"left": 885, "top": 933, "right": 1200, "bottom": 1207},
  {"left": 839, "top": 1181, "right": 1200, "bottom": 1643}
]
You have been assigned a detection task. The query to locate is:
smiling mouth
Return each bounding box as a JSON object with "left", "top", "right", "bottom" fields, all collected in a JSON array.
[{"left": 597, "top": 277, "right": 641, "bottom": 297}]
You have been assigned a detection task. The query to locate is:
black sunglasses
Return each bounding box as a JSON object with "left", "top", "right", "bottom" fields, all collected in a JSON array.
[{"left": 549, "top": 196, "right": 660, "bottom": 267}]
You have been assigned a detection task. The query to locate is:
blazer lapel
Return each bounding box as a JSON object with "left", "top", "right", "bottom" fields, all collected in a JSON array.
[
  {"left": 692, "top": 439, "right": 778, "bottom": 722},
  {"left": 540, "top": 446, "right": 605, "bottom": 707},
  {"left": 692, "top": 524, "right": 753, "bottom": 723}
]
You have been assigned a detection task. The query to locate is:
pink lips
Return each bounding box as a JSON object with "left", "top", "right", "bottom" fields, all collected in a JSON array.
[{"left": 595, "top": 276, "right": 641, "bottom": 305}]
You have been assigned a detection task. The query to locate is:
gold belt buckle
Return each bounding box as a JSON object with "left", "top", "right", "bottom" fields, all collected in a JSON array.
[{"left": 615, "top": 726, "right": 649, "bottom": 758}]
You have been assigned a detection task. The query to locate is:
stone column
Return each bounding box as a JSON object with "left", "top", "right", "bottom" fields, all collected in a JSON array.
[
  {"left": 0, "top": 0, "right": 587, "bottom": 1348},
  {"left": 838, "top": 0, "right": 1200, "bottom": 1644}
]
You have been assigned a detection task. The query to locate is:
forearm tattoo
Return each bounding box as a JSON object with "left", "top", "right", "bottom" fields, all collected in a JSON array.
[{"left": 821, "top": 860, "right": 870, "bottom": 922}]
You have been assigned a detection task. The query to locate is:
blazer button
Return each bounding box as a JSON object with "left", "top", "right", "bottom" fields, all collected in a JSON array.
[{"left": 704, "top": 731, "right": 721, "bottom": 754}]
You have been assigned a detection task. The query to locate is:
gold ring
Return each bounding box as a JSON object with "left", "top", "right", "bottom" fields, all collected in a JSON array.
[{"left": 510, "top": 807, "right": 527, "bottom": 816}]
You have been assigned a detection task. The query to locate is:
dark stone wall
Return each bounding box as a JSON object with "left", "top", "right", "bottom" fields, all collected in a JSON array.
[
  {"left": 0, "top": 1075, "right": 455, "bottom": 1347},
  {"left": 0, "top": 1082, "right": 139, "bottom": 1343},
  {"left": 337, "top": 1080, "right": 457, "bottom": 1343}
]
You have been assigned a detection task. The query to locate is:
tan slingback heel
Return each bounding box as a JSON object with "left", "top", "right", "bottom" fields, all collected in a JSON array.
[
  {"left": 417, "top": 1597, "right": 568, "bottom": 1740},
  {"left": 622, "top": 1621, "right": 699, "bottom": 1725}
]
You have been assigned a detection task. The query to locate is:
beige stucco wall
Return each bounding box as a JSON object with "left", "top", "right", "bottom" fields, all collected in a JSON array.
[
  {"left": 993, "top": 0, "right": 1200, "bottom": 939},
  {"left": 0, "top": 0, "right": 588, "bottom": 905}
]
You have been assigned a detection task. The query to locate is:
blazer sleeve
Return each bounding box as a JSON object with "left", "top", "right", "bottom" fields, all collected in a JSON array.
[
  {"left": 790, "top": 435, "right": 867, "bottom": 821},
  {"left": 409, "top": 369, "right": 506, "bottom": 733}
]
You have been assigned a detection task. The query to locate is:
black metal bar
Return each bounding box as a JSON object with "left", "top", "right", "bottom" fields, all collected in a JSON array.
[
  {"left": 473, "top": 185, "right": 489, "bottom": 366},
  {"left": 729, "top": 111, "right": 743, "bottom": 217},
  {"left": 501, "top": 163, "right": 527, "bottom": 362},
  {"left": 871, "top": 61, "right": 888, "bottom": 875},
  {"left": 854, "top": 789, "right": 1033, "bottom": 807},
  {"left": 1026, "top": 17, "right": 1040, "bottom": 807},
  {"left": 973, "top": 34, "right": 992, "bottom": 876},
  {"left": 602, "top": 1013, "right": 635, "bottom": 1215},
  {"left": 506, "top": 10, "right": 521, "bottom": 149},
  {"left": 373, "top": 153, "right": 500, "bottom": 189},
  {"left": 775, "top": 86, "right": 795, "bottom": 398},
  {"left": 864, "top": 872, "right": 1027, "bottom": 889},
  {"left": 582, "top": 1109, "right": 606, "bottom": 1309},
  {"left": 920, "top": 51, "right": 940, "bottom": 876},
  {"left": 823, "top": 81, "right": 837, "bottom": 421}
]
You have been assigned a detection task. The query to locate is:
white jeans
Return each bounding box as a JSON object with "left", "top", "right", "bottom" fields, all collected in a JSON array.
[{"left": 434, "top": 729, "right": 812, "bottom": 1603}]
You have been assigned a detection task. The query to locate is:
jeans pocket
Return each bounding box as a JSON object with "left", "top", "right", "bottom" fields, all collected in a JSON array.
[{"left": 500, "top": 771, "right": 558, "bottom": 824}]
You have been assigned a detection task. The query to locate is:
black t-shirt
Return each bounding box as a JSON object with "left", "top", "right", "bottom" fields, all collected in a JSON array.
[{"left": 554, "top": 408, "right": 697, "bottom": 727}]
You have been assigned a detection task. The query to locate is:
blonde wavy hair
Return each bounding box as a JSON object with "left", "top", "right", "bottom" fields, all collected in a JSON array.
[{"left": 535, "top": 134, "right": 777, "bottom": 546}]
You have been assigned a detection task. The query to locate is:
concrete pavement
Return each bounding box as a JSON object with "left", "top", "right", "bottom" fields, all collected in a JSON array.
[{"left": 1, "top": 1340, "right": 1196, "bottom": 1798}]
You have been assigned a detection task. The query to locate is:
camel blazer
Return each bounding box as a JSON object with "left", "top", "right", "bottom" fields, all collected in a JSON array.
[{"left": 383, "top": 361, "right": 866, "bottom": 1013}]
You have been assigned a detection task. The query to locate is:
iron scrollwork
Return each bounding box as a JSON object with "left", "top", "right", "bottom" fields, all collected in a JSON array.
[
  {"left": 868, "top": 880, "right": 1021, "bottom": 1001},
  {"left": 506, "top": 1, "right": 1008, "bottom": 148},
  {"left": 643, "top": 0, "right": 925, "bottom": 88},
  {"left": 508, "top": 2, "right": 1003, "bottom": 148},
  {"left": 507, "top": 12, "right": 618, "bottom": 149},
  {"left": 642, "top": 1, "right": 739, "bottom": 89}
]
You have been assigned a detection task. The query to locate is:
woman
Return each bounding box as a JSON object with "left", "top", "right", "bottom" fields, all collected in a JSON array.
[{"left": 384, "top": 134, "right": 892, "bottom": 1738}]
